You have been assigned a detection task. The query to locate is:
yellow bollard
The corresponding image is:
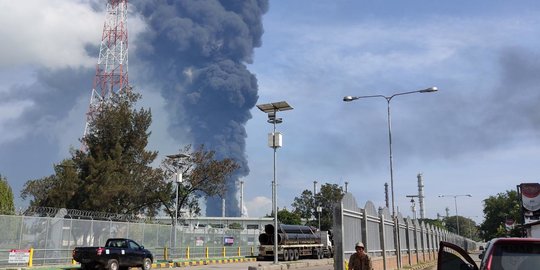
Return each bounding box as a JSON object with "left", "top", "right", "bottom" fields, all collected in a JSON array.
[
  {"left": 205, "top": 247, "right": 209, "bottom": 258},
  {"left": 251, "top": 246, "right": 254, "bottom": 256},
  {"left": 222, "top": 246, "right": 226, "bottom": 257},
  {"left": 28, "top": 248, "right": 34, "bottom": 267},
  {"left": 186, "top": 246, "right": 190, "bottom": 260},
  {"left": 237, "top": 246, "right": 241, "bottom": 256},
  {"left": 164, "top": 247, "right": 169, "bottom": 261}
]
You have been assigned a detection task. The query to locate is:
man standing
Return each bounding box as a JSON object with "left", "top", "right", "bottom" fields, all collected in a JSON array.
[{"left": 348, "top": 242, "right": 373, "bottom": 270}]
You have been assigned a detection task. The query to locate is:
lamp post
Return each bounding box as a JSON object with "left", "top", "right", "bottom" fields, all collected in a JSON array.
[
  {"left": 316, "top": 206, "right": 322, "bottom": 230},
  {"left": 257, "top": 101, "right": 293, "bottom": 264},
  {"left": 438, "top": 194, "right": 472, "bottom": 236},
  {"left": 166, "top": 153, "right": 190, "bottom": 251},
  {"left": 343, "top": 86, "right": 437, "bottom": 217}
]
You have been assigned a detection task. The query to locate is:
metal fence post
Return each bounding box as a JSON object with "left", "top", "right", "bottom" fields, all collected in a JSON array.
[
  {"left": 332, "top": 201, "right": 344, "bottom": 270},
  {"left": 379, "top": 214, "right": 387, "bottom": 270}
]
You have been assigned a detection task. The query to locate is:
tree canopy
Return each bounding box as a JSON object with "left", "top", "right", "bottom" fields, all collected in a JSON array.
[
  {"left": 161, "top": 144, "right": 239, "bottom": 219},
  {"left": 21, "top": 91, "right": 166, "bottom": 216},
  {"left": 20, "top": 90, "right": 239, "bottom": 219},
  {"left": 480, "top": 190, "right": 522, "bottom": 240},
  {"left": 0, "top": 174, "right": 15, "bottom": 215},
  {"left": 291, "top": 183, "right": 344, "bottom": 230}
]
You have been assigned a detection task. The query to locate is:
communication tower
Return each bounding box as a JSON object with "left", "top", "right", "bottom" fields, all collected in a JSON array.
[{"left": 84, "top": 0, "right": 129, "bottom": 138}]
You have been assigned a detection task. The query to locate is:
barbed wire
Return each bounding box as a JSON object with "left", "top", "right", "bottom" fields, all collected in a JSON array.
[{"left": 23, "top": 206, "right": 149, "bottom": 222}]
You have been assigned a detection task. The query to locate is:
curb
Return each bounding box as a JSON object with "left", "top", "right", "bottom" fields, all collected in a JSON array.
[
  {"left": 152, "top": 257, "right": 256, "bottom": 268},
  {"left": 247, "top": 258, "right": 333, "bottom": 270}
]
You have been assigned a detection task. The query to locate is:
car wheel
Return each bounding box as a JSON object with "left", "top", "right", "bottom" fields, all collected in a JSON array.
[
  {"left": 106, "top": 259, "right": 119, "bottom": 270},
  {"left": 142, "top": 258, "right": 152, "bottom": 270}
]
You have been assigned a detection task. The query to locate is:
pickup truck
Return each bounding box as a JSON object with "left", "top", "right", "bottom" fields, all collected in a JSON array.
[{"left": 72, "top": 238, "right": 153, "bottom": 270}]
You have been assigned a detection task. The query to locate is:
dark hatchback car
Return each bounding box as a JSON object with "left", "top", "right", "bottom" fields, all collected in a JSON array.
[{"left": 437, "top": 238, "right": 540, "bottom": 270}]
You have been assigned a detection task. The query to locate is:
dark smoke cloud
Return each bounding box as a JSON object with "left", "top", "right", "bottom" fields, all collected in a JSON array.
[
  {"left": 132, "top": 0, "right": 269, "bottom": 216},
  {"left": 393, "top": 47, "right": 540, "bottom": 161}
]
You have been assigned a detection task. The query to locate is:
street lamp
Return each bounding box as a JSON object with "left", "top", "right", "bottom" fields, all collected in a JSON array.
[
  {"left": 257, "top": 101, "right": 293, "bottom": 264},
  {"left": 166, "top": 153, "right": 190, "bottom": 250},
  {"left": 438, "top": 194, "right": 472, "bottom": 236},
  {"left": 343, "top": 86, "right": 438, "bottom": 217}
]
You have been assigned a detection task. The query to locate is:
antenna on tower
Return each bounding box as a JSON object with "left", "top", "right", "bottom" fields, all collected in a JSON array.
[{"left": 83, "top": 0, "right": 130, "bottom": 142}]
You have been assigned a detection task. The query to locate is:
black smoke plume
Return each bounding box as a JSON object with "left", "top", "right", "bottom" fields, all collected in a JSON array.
[{"left": 132, "top": 0, "right": 269, "bottom": 216}]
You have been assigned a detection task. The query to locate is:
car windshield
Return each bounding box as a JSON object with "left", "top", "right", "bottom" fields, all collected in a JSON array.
[{"left": 489, "top": 242, "right": 540, "bottom": 270}]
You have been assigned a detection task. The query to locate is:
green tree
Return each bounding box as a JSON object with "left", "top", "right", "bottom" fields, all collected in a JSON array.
[
  {"left": 265, "top": 208, "right": 302, "bottom": 225},
  {"left": 161, "top": 145, "right": 239, "bottom": 219},
  {"left": 292, "top": 183, "right": 345, "bottom": 231},
  {"left": 443, "top": 216, "right": 479, "bottom": 239},
  {"left": 0, "top": 175, "right": 15, "bottom": 215},
  {"left": 315, "top": 183, "right": 345, "bottom": 231},
  {"left": 278, "top": 208, "right": 302, "bottom": 225},
  {"left": 22, "top": 90, "right": 167, "bottom": 216},
  {"left": 480, "top": 190, "right": 521, "bottom": 240},
  {"left": 420, "top": 218, "right": 446, "bottom": 230},
  {"left": 291, "top": 190, "right": 315, "bottom": 220}
]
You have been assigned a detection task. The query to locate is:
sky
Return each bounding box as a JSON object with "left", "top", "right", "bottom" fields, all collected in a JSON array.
[{"left": 1, "top": 0, "right": 540, "bottom": 224}]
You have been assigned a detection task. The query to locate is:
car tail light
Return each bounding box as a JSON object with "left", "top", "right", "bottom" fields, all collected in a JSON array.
[{"left": 97, "top": 247, "right": 104, "bottom": 256}]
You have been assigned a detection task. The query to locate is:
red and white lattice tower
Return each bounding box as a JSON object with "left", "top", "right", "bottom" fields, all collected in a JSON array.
[{"left": 84, "top": 0, "right": 129, "bottom": 137}]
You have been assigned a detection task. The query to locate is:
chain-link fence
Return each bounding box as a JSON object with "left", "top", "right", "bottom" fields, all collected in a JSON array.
[{"left": 0, "top": 215, "right": 261, "bottom": 267}]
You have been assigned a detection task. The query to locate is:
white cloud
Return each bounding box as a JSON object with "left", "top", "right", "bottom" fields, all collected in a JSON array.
[
  {"left": 0, "top": 0, "right": 104, "bottom": 69},
  {"left": 0, "top": 0, "right": 147, "bottom": 70},
  {"left": 245, "top": 196, "right": 272, "bottom": 218}
]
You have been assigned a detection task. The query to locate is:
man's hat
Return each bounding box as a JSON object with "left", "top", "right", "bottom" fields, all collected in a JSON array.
[{"left": 355, "top": 242, "right": 364, "bottom": 248}]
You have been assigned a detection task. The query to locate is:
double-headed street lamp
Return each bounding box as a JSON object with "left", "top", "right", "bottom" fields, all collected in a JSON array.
[
  {"left": 439, "top": 194, "right": 472, "bottom": 236},
  {"left": 343, "top": 87, "right": 438, "bottom": 217},
  {"left": 256, "top": 101, "right": 293, "bottom": 264}
]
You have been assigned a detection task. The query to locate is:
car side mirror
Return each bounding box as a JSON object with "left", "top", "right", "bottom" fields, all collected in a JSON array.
[
  {"left": 478, "top": 253, "right": 484, "bottom": 259},
  {"left": 140, "top": 246, "right": 144, "bottom": 250}
]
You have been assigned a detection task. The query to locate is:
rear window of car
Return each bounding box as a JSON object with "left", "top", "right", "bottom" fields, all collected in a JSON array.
[{"left": 490, "top": 242, "right": 540, "bottom": 270}]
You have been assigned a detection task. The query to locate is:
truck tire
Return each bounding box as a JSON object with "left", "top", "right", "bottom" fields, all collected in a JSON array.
[
  {"left": 106, "top": 259, "right": 119, "bottom": 270},
  {"left": 142, "top": 258, "right": 152, "bottom": 270},
  {"left": 288, "top": 249, "right": 295, "bottom": 261},
  {"left": 283, "top": 249, "right": 290, "bottom": 261},
  {"left": 293, "top": 249, "right": 299, "bottom": 261}
]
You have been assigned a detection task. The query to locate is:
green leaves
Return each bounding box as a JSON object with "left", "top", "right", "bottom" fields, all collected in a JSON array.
[
  {"left": 21, "top": 90, "right": 166, "bottom": 217},
  {"left": 480, "top": 190, "right": 522, "bottom": 240},
  {"left": 0, "top": 174, "right": 15, "bottom": 215}
]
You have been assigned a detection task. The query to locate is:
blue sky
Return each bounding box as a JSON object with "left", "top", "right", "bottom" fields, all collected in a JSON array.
[{"left": 1, "top": 1, "right": 539, "bottom": 224}]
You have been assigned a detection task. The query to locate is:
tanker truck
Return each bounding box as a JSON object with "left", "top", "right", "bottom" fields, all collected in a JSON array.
[{"left": 257, "top": 224, "right": 333, "bottom": 261}]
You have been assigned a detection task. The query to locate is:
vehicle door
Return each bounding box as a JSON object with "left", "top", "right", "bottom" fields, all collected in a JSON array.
[
  {"left": 116, "top": 240, "right": 130, "bottom": 266},
  {"left": 437, "top": 241, "right": 478, "bottom": 270},
  {"left": 128, "top": 240, "right": 144, "bottom": 266}
]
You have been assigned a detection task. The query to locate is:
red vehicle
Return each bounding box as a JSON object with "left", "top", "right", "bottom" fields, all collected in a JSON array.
[{"left": 438, "top": 238, "right": 540, "bottom": 270}]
